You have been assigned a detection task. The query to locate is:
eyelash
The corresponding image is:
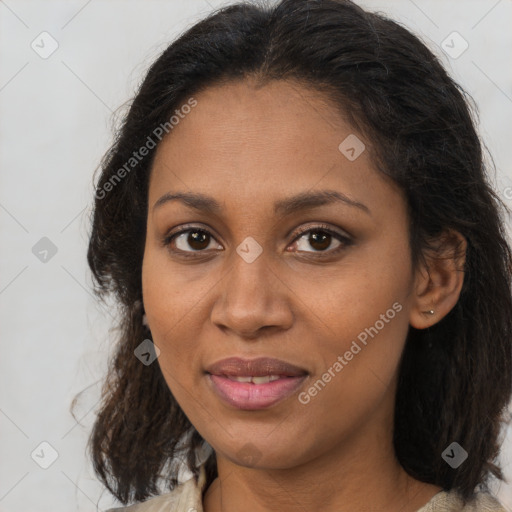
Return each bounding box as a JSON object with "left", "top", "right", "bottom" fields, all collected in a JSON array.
[{"left": 162, "top": 223, "right": 353, "bottom": 259}]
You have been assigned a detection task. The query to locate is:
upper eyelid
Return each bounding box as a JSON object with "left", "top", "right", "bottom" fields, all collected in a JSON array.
[{"left": 293, "top": 224, "right": 349, "bottom": 239}]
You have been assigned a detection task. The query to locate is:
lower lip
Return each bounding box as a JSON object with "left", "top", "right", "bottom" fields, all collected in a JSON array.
[{"left": 207, "top": 374, "right": 307, "bottom": 410}]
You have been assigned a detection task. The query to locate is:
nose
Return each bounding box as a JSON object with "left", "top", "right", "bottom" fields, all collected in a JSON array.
[{"left": 210, "top": 247, "right": 294, "bottom": 339}]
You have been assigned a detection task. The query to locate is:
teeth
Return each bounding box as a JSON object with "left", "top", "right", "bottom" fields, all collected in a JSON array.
[
  {"left": 227, "top": 375, "right": 283, "bottom": 384},
  {"left": 252, "top": 376, "right": 276, "bottom": 384},
  {"left": 228, "top": 376, "right": 252, "bottom": 383}
]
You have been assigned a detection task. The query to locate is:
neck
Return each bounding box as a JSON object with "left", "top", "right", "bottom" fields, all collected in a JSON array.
[
  {"left": 204, "top": 450, "right": 440, "bottom": 512},
  {"left": 202, "top": 392, "right": 442, "bottom": 512}
]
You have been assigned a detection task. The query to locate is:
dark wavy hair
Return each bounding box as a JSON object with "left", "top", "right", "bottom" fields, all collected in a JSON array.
[{"left": 80, "top": 0, "right": 512, "bottom": 507}]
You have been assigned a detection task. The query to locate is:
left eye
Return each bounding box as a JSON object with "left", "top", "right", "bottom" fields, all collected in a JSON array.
[
  {"left": 291, "top": 227, "right": 348, "bottom": 253},
  {"left": 163, "top": 225, "right": 351, "bottom": 256}
]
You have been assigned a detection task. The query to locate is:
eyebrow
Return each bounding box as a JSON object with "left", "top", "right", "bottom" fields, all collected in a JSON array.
[{"left": 152, "top": 189, "right": 371, "bottom": 216}]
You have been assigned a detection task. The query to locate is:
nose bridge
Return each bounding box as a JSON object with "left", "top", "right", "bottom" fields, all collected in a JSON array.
[
  {"left": 232, "top": 240, "right": 270, "bottom": 300},
  {"left": 211, "top": 239, "right": 291, "bottom": 335}
]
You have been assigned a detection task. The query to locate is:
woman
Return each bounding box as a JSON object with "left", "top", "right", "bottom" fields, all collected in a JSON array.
[{"left": 84, "top": 0, "right": 512, "bottom": 510}]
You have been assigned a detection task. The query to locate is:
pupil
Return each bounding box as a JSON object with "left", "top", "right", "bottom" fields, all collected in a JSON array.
[
  {"left": 310, "top": 231, "right": 330, "bottom": 251},
  {"left": 189, "top": 230, "right": 209, "bottom": 250}
]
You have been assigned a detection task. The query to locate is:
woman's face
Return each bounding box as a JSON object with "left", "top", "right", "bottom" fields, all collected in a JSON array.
[{"left": 142, "top": 79, "right": 418, "bottom": 469}]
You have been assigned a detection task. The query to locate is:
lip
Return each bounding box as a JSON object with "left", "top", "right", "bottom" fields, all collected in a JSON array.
[
  {"left": 205, "top": 356, "right": 308, "bottom": 377},
  {"left": 207, "top": 374, "right": 308, "bottom": 410},
  {"left": 205, "top": 357, "right": 309, "bottom": 410}
]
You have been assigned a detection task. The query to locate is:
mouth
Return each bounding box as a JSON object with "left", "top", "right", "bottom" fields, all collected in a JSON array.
[
  {"left": 205, "top": 357, "right": 309, "bottom": 410},
  {"left": 221, "top": 375, "right": 290, "bottom": 383}
]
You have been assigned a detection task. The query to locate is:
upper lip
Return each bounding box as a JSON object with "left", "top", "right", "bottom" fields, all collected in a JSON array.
[{"left": 206, "top": 357, "right": 308, "bottom": 377}]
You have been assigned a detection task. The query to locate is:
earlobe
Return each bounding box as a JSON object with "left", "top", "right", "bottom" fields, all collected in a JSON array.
[{"left": 409, "top": 229, "right": 467, "bottom": 330}]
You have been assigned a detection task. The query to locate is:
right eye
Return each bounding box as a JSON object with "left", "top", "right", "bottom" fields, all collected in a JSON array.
[{"left": 163, "top": 226, "right": 223, "bottom": 255}]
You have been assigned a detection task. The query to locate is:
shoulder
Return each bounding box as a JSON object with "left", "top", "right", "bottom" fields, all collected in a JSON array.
[
  {"left": 105, "top": 464, "right": 207, "bottom": 512},
  {"left": 417, "top": 489, "right": 507, "bottom": 511}
]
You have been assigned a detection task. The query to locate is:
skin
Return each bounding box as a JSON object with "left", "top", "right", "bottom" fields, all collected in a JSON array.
[{"left": 141, "top": 78, "right": 466, "bottom": 512}]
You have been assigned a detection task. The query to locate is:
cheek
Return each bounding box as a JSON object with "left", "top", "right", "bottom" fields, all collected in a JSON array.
[
  {"left": 142, "top": 246, "right": 210, "bottom": 337},
  {"left": 141, "top": 249, "right": 219, "bottom": 398},
  {"left": 295, "top": 238, "right": 412, "bottom": 406},
  {"left": 294, "top": 233, "right": 411, "bottom": 345}
]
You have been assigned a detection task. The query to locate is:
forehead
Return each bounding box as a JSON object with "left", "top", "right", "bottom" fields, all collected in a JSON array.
[
  {"left": 152, "top": 78, "right": 349, "bottom": 163},
  {"left": 148, "top": 79, "right": 402, "bottom": 218}
]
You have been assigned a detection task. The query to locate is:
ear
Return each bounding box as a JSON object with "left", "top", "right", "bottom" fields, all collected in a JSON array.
[{"left": 409, "top": 229, "right": 467, "bottom": 329}]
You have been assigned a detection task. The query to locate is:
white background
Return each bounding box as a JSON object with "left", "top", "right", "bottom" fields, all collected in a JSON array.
[{"left": 1, "top": 0, "right": 511, "bottom": 510}]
